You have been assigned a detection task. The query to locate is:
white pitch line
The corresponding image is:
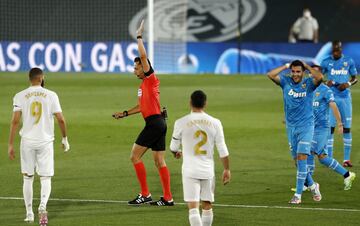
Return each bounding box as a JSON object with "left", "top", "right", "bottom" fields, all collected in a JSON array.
[{"left": 1, "top": 196, "right": 359, "bottom": 212}]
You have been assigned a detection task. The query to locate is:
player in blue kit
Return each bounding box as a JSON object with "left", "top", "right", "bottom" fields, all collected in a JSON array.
[
  {"left": 267, "top": 60, "right": 323, "bottom": 204},
  {"left": 321, "top": 41, "right": 358, "bottom": 166},
  {"left": 306, "top": 65, "right": 356, "bottom": 191}
]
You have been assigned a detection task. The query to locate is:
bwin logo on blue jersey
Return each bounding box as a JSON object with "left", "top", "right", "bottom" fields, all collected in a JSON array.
[
  {"left": 288, "top": 89, "right": 306, "bottom": 98},
  {"left": 313, "top": 101, "right": 320, "bottom": 107},
  {"left": 330, "top": 68, "right": 348, "bottom": 75}
]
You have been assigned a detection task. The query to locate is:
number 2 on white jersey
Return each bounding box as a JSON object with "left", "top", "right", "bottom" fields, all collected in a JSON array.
[
  {"left": 194, "top": 130, "right": 207, "bottom": 155},
  {"left": 31, "top": 101, "right": 42, "bottom": 124}
]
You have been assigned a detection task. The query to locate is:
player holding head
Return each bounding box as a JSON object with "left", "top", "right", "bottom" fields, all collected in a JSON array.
[
  {"left": 321, "top": 40, "right": 358, "bottom": 167},
  {"left": 8, "top": 67, "right": 70, "bottom": 225},
  {"left": 170, "top": 90, "right": 231, "bottom": 226},
  {"left": 112, "top": 20, "right": 173, "bottom": 206},
  {"left": 267, "top": 60, "right": 323, "bottom": 204},
  {"left": 305, "top": 65, "right": 356, "bottom": 191}
]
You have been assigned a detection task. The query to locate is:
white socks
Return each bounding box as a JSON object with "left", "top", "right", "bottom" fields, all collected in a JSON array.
[
  {"left": 189, "top": 208, "right": 202, "bottom": 226},
  {"left": 189, "top": 208, "right": 214, "bottom": 226},
  {"left": 23, "top": 176, "right": 34, "bottom": 214},
  {"left": 39, "top": 177, "right": 51, "bottom": 210},
  {"left": 201, "top": 209, "right": 213, "bottom": 226}
]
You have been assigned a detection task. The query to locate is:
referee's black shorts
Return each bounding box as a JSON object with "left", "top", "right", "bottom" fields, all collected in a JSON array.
[{"left": 135, "top": 114, "right": 167, "bottom": 151}]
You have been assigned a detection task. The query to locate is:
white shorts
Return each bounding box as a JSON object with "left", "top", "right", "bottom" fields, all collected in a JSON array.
[
  {"left": 20, "top": 139, "right": 54, "bottom": 177},
  {"left": 182, "top": 176, "right": 215, "bottom": 202}
]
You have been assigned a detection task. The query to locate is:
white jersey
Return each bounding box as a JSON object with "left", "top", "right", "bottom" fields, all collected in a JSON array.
[
  {"left": 13, "top": 85, "right": 62, "bottom": 144},
  {"left": 170, "top": 111, "right": 229, "bottom": 179}
]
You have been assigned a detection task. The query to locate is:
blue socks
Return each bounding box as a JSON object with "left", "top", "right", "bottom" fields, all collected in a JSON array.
[
  {"left": 296, "top": 159, "right": 307, "bottom": 195},
  {"left": 327, "top": 133, "right": 334, "bottom": 158},
  {"left": 306, "top": 154, "right": 315, "bottom": 187},
  {"left": 319, "top": 156, "right": 348, "bottom": 176},
  {"left": 343, "top": 132, "right": 352, "bottom": 161}
]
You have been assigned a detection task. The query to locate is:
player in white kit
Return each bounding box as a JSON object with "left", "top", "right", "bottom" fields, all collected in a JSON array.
[
  {"left": 8, "top": 68, "right": 70, "bottom": 226},
  {"left": 170, "top": 90, "right": 231, "bottom": 226}
]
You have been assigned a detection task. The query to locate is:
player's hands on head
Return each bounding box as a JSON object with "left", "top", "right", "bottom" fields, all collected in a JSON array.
[
  {"left": 222, "top": 169, "right": 231, "bottom": 185},
  {"left": 136, "top": 20, "right": 145, "bottom": 36},
  {"left": 62, "top": 137, "right": 70, "bottom": 152},
  {"left": 8, "top": 145, "right": 15, "bottom": 160},
  {"left": 112, "top": 112, "right": 125, "bottom": 119}
]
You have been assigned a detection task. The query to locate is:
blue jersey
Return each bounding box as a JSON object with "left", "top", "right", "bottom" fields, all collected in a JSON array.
[
  {"left": 321, "top": 55, "right": 357, "bottom": 98},
  {"left": 280, "top": 73, "right": 317, "bottom": 127},
  {"left": 313, "top": 83, "right": 335, "bottom": 128}
]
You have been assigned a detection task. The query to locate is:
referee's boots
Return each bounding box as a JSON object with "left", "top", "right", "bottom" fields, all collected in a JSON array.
[{"left": 128, "top": 194, "right": 152, "bottom": 205}]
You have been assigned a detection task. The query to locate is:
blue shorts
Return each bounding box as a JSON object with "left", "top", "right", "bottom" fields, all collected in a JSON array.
[
  {"left": 330, "top": 96, "right": 352, "bottom": 128},
  {"left": 286, "top": 124, "right": 314, "bottom": 159},
  {"left": 311, "top": 127, "right": 330, "bottom": 155}
]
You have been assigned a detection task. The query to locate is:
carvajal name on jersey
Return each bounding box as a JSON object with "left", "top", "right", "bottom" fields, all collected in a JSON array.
[
  {"left": 25, "top": 91, "right": 47, "bottom": 99},
  {"left": 187, "top": 119, "right": 212, "bottom": 127},
  {"left": 288, "top": 89, "right": 306, "bottom": 98},
  {"left": 330, "top": 68, "right": 348, "bottom": 75}
]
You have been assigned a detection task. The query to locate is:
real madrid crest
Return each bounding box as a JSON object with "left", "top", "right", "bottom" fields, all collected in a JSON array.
[{"left": 302, "top": 83, "right": 306, "bottom": 89}]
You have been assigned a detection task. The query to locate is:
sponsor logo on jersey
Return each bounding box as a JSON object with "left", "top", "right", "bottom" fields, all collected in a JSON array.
[
  {"left": 330, "top": 68, "right": 348, "bottom": 75},
  {"left": 313, "top": 101, "right": 319, "bottom": 107},
  {"left": 288, "top": 89, "right": 306, "bottom": 98}
]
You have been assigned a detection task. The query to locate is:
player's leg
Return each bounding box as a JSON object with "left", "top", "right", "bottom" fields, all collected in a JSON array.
[
  {"left": 342, "top": 96, "right": 352, "bottom": 166},
  {"left": 317, "top": 152, "right": 356, "bottom": 190},
  {"left": 328, "top": 100, "right": 338, "bottom": 158},
  {"left": 188, "top": 202, "right": 202, "bottom": 226},
  {"left": 128, "top": 143, "right": 151, "bottom": 204},
  {"left": 200, "top": 177, "right": 215, "bottom": 226},
  {"left": 305, "top": 152, "right": 315, "bottom": 189},
  {"left": 149, "top": 116, "right": 173, "bottom": 205},
  {"left": 20, "top": 139, "right": 35, "bottom": 222},
  {"left": 301, "top": 127, "right": 321, "bottom": 201},
  {"left": 290, "top": 126, "right": 316, "bottom": 203},
  {"left": 152, "top": 151, "right": 173, "bottom": 204},
  {"left": 36, "top": 142, "right": 54, "bottom": 226},
  {"left": 184, "top": 177, "right": 202, "bottom": 226}
]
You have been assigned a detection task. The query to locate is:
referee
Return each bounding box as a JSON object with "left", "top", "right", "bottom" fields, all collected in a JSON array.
[{"left": 113, "top": 20, "right": 173, "bottom": 206}]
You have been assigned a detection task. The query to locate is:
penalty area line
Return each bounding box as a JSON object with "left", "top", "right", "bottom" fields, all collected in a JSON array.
[{"left": 0, "top": 196, "right": 359, "bottom": 212}]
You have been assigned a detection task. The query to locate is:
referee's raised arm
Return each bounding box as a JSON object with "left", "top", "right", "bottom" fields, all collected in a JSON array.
[{"left": 136, "top": 20, "right": 150, "bottom": 73}]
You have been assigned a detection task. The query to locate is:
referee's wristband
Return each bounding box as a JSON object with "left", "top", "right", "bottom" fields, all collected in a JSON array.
[
  {"left": 136, "top": 35, "right": 142, "bottom": 39},
  {"left": 347, "top": 81, "right": 352, "bottom": 87},
  {"left": 123, "top": 110, "right": 128, "bottom": 117}
]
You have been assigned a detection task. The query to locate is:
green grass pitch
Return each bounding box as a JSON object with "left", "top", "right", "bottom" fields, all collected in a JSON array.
[{"left": 0, "top": 72, "right": 359, "bottom": 226}]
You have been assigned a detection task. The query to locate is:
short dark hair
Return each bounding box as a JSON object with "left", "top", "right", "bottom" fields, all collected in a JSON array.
[
  {"left": 332, "top": 40, "right": 342, "bottom": 49},
  {"left": 134, "top": 57, "right": 151, "bottom": 66},
  {"left": 332, "top": 40, "right": 342, "bottom": 47},
  {"left": 29, "top": 67, "right": 43, "bottom": 81},
  {"left": 290, "top": 60, "right": 305, "bottom": 71},
  {"left": 311, "top": 64, "right": 322, "bottom": 70},
  {"left": 191, "top": 90, "right": 207, "bottom": 108}
]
